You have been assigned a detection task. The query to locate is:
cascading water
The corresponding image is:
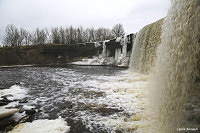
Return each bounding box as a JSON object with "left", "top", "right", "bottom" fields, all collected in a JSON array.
[
  {"left": 114, "top": 48, "right": 122, "bottom": 64},
  {"left": 102, "top": 40, "right": 109, "bottom": 57},
  {"left": 122, "top": 36, "right": 127, "bottom": 58},
  {"left": 150, "top": 0, "right": 200, "bottom": 132},
  {"left": 129, "top": 19, "right": 163, "bottom": 74},
  {"left": 73, "top": 35, "right": 135, "bottom": 66}
]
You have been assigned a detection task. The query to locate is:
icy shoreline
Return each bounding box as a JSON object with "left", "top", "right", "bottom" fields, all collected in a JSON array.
[
  {"left": 9, "top": 116, "right": 70, "bottom": 133},
  {"left": 0, "top": 85, "right": 70, "bottom": 133}
]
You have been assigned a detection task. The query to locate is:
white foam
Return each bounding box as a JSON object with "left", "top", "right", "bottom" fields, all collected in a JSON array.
[
  {"left": 23, "top": 68, "right": 149, "bottom": 132},
  {"left": 72, "top": 57, "right": 105, "bottom": 65},
  {"left": 4, "top": 101, "right": 19, "bottom": 108},
  {"left": 0, "top": 85, "right": 27, "bottom": 100},
  {"left": 23, "top": 105, "right": 35, "bottom": 110},
  {"left": 79, "top": 71, "right": 148, "bottom": 112},
  {"left": 9, "top": 117, "right": 70, "bottom": 133},
  {"left": 72, "top": 55, "right": 129, "bottom": 66},
  {"left": 68, "top": 71, "right": 149, "bottom": 131}
]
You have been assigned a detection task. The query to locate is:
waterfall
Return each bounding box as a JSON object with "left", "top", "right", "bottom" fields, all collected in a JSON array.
[
  {"left": 150, "top": 0, "right": 200, "bottom": 132},
  {"left": 102, "top": 40, "right": 110, "bottom": 57},
  {"left": 102, "top": 41, "right": 107, "bottom": 57},
  {"left": 122, "top": 36, "right": 127, "bottom": 58},
  {"left": 114, "top": 48, "right": 122, "bottom": 64},
  {"left": 129, "top": 19, "right": 163, "bottom": 74}
]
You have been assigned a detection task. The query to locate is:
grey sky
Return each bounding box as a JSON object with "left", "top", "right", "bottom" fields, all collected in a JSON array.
[{"left": 0, "top": 0, "right": 170, "bottom": 44}]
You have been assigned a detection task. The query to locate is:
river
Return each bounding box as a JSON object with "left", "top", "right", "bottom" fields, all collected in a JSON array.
[{"left": 0, "top": 65, "right": 149, "bottom": 133}]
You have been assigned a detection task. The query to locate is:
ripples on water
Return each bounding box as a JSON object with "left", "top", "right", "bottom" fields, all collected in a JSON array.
[{"left": 0, "top": 65, "right": 149, "bottom": 133}]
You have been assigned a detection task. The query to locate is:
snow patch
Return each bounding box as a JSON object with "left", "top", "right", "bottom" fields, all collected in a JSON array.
[
  {"left": 9, "top": 117, "right": 70, "bottom": 133},
  {"left": 0, "top": 85, "right": 27, "bottom": 100}
]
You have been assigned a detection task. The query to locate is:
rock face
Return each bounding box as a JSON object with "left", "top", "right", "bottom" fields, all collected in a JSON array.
[
  {"left": 0, "top": 35, "right": 136, "bottom": 67},
  {"left": 129, "top": 18, "right": 163, "bottom": 74},
  {"left": 0, "top": 43, "right": 99, "bottom": 66},
  {"left": 72, "top": 34, "right": 136, "bottom": 66}
]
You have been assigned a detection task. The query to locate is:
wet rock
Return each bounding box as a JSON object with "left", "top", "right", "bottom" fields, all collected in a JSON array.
[
  {"left": 25, "top": 109, "right": 36, "bottom": 115},
  {"left": 53, "top": 101, "right": 74, "bottom": 110},
  {"left": 19, "top": 98, "right": 28, "bottom": 103},
  {"left": 0, "top": 101, "right": 10, "bottom": 106},
  {"left": 1, "top": 95, "right": 13, "bottom": 103},
  {"left": 66, "top": 118, "right": 92, "bottom": 133},
  {"left": 15, "top": 81, "right": 20, "bottom": 85},
  {"left": 1, "top": 95, "right": 12, "bottom": 99},
  {"left": 19, "top": 109, "right": 25, "bottom": 113},
  {"left": 18, "top": 116, "right": 30, "bottom": 123},
  {"left": 93, "top": 107, "right": 123, "bottom": 116},
  {"left": 0, "top": 116, "right": 16, "bottom": 131}
]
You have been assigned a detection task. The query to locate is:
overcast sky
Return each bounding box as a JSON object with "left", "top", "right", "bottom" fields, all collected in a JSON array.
[{"left": 0, "top": 0, "right": 170, "bottom": 44}]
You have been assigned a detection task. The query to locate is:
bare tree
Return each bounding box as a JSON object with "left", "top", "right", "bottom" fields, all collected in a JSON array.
[
  {"left": 32, "top": 28, "right": 48, "bottom": 44},
  {"left": 95, "top": 28, "right": 104, "bottom": 41},
  {"left": 64, "top": 27, "right": 70, "bottom": 44},
  {"left": 87, "top": 27, "right": 96, "bottom": 42},
  {"left": 103, "top": 28, "right": 113, "bottom": 40},
  {"left": 82, "top": 29, "right": 90, "bottom": 42},
  {"left": 112, "top": 24, "right": 125, "bottom": 37},
  {"left": 3, "top": 24, "right": 20, "bottom": 46},
  {"left": 17, "top": 28, "right": 27, "bottom": 46},
  {"left": 68, "top": 26, "right": 79, "bottom": 44},
  {"left": 22, "top": 29, "right": 32, "bottom": 45},
  {"left": 77, "top": 26, "right": 84, "bottom": 43},
  {"left": 59, "top": 27, "right": 66, "bottom": 44},
  {"left": 51, "top": 27, "right": 60, "bottom": 44},
  {"left": 69, "top": 26, "right": 75, "bottom": 44},
  {"left": 2, "top": 23, "right": 125, "bottom": 46},
  {"left": 45, "top": 28, "right": 51, "bottom": 44}
]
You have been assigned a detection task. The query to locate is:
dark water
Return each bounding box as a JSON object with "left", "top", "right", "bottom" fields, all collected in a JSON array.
[{"left": 0, "top": 65, "right": 132, "bottom": 133}]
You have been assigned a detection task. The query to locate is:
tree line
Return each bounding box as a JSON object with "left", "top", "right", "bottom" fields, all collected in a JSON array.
[{"left": 2, "top": 24, "right": 125, "bottom": 47}]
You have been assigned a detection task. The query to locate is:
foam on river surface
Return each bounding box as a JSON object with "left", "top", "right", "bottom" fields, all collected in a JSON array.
[{"left": 0, "top": 66, "right": 150, "bottom": 132}]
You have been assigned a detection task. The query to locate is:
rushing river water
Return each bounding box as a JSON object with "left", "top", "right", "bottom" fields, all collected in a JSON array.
[{"left": 0, "top": 65, "right": 149, "bottom": 133}]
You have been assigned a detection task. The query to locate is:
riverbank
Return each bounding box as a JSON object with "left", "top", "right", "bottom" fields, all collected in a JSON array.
[{"left": 0, "top": 43, "right": 99, "bottom": 66}]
